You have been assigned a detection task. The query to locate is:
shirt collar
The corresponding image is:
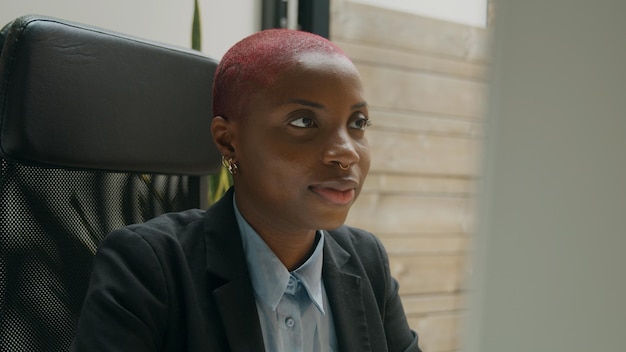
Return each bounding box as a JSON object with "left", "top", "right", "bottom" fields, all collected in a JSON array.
[{"left": 233, "top": 195, "right": 326, "bottom": 314}]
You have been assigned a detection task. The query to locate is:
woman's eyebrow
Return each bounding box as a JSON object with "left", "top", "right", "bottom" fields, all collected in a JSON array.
[
  {"left": 352, "top": 101, "right": 368, "bottom": 109},
  {"left": 286, "top": 99, "right": 368, "bottom": 110},
  {"left": 286, "top": 98, "right": 324, "bottom": 109}
]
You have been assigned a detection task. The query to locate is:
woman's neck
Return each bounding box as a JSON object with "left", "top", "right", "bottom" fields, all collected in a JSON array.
[{"left": 257, "top": 229, "right": 318, "bottom": 271}]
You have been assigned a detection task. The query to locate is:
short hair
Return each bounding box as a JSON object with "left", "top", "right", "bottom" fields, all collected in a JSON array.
[{"left": 212, "top": 29, "right": 349, "bottom": 121}]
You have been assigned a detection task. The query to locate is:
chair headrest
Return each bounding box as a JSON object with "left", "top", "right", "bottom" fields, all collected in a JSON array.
[{"left": 0, "top": 15, "right": 221, "bottom": 175}]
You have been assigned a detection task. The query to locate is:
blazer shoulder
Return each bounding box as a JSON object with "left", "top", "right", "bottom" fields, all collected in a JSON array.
[
  {"left": 99, "top": 208, "right": 207, "bottom": 258},
  {"left": 125, "top": 208, "right": 205, "bottom": 238}
]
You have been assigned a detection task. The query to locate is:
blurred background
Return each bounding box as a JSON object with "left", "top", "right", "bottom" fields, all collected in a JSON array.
[
  {"left": 4, "top": 1, "right": 625, "bottom": 351},
  {"left": 1, "top": 1, "right": 488, "bottom": 351}
]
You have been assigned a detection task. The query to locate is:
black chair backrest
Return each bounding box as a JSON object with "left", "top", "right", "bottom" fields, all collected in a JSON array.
[{"left": 0, "top": 15, "right": 220, "bottom": 351}]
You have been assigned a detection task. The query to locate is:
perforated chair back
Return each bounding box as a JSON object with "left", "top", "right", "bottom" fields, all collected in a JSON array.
[{"left": 0, "top": 16, "right": 220, "bottom": 351}]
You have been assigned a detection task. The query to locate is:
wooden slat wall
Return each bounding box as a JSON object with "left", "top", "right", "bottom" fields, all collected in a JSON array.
[{"left": 330, "top": 1, "right": 488, "bottom": 351}]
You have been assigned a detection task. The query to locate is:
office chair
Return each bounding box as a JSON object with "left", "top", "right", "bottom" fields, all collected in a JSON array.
[{"left": 0, "top": 15, "right": 220, "bottom": 351}]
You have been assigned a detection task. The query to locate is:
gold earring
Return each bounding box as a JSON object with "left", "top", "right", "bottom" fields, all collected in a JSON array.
[{"left": 221, "top": 155, "right": 238, "bottom": 175}]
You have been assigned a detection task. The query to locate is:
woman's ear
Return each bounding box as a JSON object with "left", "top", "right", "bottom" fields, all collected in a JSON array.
[{"left": 211, "top": 116, "right": 236, "bottom": 156}]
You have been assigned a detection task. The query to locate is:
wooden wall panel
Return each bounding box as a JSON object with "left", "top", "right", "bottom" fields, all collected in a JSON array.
[
  {"left": 389, "top": 254, "right": 466, "bottom": 295},
  {"left": 347, "top": 193, "right": 473, "bottom": 235},
  {"left": 333, "top": 40, "right": 487, "bottom": 79},
  {"left": 366, "top": 129, "right": 479, "bottom": 176},
  {"left": 367, "top": 108, "right": 481, "bottom": 136},
  {"left": 331, "top": 1, "right": 488, "bottom": 61},
  {"left": 363, "top": 173, "right": 474, "bottom": 195},
  {"left": 402, "top": 293, "right": 465, "bottom": 315},
  {"left": 381, "top": 236, "right": 470, "bottom": 255},
  {"left": 409, "top": 313, "right": 465, "bottom": 352},
  {"left": 358, "top": 64, "right": 486, "bottom": 118},
  {"left": 331, "top": 1, "right": 487, "bottom": 351}
]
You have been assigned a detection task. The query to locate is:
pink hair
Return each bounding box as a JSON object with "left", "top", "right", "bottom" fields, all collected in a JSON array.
[{"left": 212, "top": 29, "right": 349, "bottom": 121}]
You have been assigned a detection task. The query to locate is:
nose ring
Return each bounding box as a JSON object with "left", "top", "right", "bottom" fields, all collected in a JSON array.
[{"left": 336, "top": 162, "right": 350, "bottom": 170}]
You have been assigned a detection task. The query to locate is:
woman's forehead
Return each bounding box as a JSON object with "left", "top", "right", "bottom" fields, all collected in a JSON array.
[
  {"left": 250, "top": 58, "right": 365, "bottom": 113},
  {"left": 212, "top": 29, "right": 355, "bottom": 121}
]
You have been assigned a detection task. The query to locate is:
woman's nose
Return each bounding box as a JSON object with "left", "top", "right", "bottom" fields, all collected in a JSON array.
[{"left": 323, "top": 129, "right": 360, "bottom": 168}]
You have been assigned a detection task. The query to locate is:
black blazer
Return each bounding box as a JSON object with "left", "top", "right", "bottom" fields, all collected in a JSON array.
[{"left": 71, "top": 189, "right": 420, "bottom": 352}]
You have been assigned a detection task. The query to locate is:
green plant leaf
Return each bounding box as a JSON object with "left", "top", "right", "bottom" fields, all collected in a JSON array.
[
  {"left": 192, "top": 0, "right": 201, "bottom": 51},
  {"left": 191, "top": 0, "right": 233, "bottom": 204}
]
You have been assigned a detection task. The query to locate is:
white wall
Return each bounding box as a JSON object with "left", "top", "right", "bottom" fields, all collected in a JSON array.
[
  {"left": 350, "top": 0, "right": 487, "bottom": 27},
  {"left": 1, "top": 0, "right": 487, "bottom": 55},
  {"left": 465, "top": 0, "right": 626, "bottom": 351},
  {"left": 0, "top": 0, "right": 261, "bottom": 59}
]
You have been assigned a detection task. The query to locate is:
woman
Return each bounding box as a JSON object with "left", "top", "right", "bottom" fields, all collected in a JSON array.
[{"left": 72, "top": 28, "right": 420, "bottom": 352}]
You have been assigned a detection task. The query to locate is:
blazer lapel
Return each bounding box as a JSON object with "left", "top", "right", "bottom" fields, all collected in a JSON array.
[
  {"left": 212, "top": 277, "right": 265, "bottom": 352},
  {"left": 203, "top": 189, "right": 265, "bottom": 352},
  {"left": 323, "top": 233, "right": 372, "bottom": 352}
]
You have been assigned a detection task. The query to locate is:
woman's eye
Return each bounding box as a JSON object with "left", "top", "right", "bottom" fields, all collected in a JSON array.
[
  {"left": 289, "top": 117, "right": 316, "bottom": 128},
  {"left": 349, "top": 117, "right": 372, "bottom": 131}
]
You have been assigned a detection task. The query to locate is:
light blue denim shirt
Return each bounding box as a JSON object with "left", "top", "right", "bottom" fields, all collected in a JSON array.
[{"left": 233, "top": 197, "right": 337, "bottom": 352}]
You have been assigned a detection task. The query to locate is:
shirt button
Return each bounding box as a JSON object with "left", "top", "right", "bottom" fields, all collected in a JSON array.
[
  {"left": 285, "top": 317, "right": 295, "bottom": 328},
  {"left": 286, "top": 276, "right": 298, "bottom": 295}
]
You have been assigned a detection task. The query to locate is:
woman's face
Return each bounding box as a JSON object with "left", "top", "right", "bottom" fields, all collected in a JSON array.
[{"left": 231, "top": 52, "right": 371, "bottom": 236}]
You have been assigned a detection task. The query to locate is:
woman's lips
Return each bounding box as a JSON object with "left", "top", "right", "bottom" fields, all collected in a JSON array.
[{"left": 310, "top": 186, "right": 356, "bottom": 206}]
